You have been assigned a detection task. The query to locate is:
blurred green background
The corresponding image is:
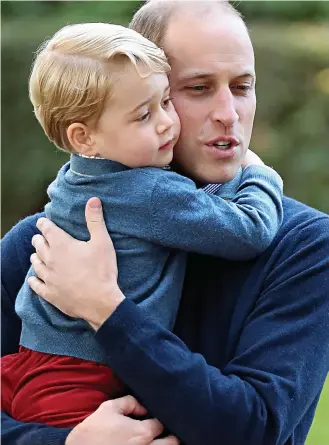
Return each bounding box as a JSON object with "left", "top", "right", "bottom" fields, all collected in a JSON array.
[{"left": 1, "top": 2, "right": 328, "bottom": 443}]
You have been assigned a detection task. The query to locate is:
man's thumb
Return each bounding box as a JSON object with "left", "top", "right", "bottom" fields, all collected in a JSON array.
[{"left": 85, "top": 197, "right": 108, "bottom": 243}]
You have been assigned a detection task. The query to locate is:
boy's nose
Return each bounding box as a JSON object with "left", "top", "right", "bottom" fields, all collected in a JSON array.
[{"left": 157, "top": 109, "right": 174, "bottom": 134}]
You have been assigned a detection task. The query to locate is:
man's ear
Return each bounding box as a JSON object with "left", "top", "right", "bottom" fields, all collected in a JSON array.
[{"left": 67, "top": 123, "right": 97, "bottom": 156}]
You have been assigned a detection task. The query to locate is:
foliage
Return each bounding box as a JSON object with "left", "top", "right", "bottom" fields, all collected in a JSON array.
[
  {"left": 306, "top": 378, "right": 329, "bottom": 445},
  {"left": 236, "top": 0, "right": 329, "bottom": 22},
  {"left": 2, "top": 2, "right": 328, "bottom": 236}
]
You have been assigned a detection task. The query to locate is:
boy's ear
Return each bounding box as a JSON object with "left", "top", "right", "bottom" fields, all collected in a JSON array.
[{"left": 67, "top": 123, "right": 97, "bottom": 156}]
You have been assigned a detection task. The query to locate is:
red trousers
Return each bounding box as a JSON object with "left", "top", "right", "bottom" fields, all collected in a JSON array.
[{"left": 1, "top": 347, "right": 126, "bottom": 427}]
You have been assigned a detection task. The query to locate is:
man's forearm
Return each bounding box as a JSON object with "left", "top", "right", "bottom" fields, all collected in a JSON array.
[
  {"left": 1, "top": 411, "right": 71, "bottom": 445},
  {"left": 96, "top": 299, "right": 268, "bottom": 445},
  {"left": 95, "top": 215, "right": 329, "bottom": 445},
  {"left": 1, "top": 213, "right": 41, "bottom": 356}
]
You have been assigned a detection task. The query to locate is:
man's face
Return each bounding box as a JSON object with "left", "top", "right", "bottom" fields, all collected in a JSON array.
[{"left": 164, "top": 12, "right": 256, "bottom": 184}]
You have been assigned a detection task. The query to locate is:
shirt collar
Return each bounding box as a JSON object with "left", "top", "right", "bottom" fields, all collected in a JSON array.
[{"left": 202, "top": 168, "right": 242, "bottom": 198}]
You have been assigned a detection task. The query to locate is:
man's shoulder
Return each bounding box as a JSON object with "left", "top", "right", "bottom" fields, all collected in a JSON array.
[
  {"left": 2, "top": 212, "right": 43, "bottom": 244},
  {"left": 281, "top": 196, "right": 328, "bottom": 234},
  {"left": 267, "top": 196, "right": 329, "bottom": 259}
]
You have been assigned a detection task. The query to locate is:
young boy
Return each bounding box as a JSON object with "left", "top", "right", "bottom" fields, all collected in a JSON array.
[{"left": 1, "top": 23, "right": 283, "bottom": 427}]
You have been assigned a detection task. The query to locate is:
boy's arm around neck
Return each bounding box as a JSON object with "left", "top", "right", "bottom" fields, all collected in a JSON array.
[{"left": 147, "top": 165, "right": 283, "bottom": 260}]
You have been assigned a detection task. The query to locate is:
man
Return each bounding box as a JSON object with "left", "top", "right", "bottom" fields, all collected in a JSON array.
[{"left": 2, "top": 1, "right": 329, "bottom": 444}]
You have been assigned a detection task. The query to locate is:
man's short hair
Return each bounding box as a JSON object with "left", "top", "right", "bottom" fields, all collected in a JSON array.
[
  {"left": 29, "top": 22, "right": 170, "bottom": 152},
  {"left": 130, "top": 0, "right": 243, "bottom": 50}
]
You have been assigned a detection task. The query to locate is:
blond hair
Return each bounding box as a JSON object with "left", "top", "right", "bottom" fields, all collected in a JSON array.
[
  {"left": 130, "top": 0, "right": 243, "bottom": 50},
  {"left": 29, "top": 22, "right": 170, "bottom": 152}
]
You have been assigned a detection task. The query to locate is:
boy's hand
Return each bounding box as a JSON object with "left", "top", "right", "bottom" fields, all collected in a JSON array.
[
  {"left": 66, "top": 395, "right": 179, "bottom": 445},
  {"left": 241, "top": 149, "right": 264, "bottom": 168}
]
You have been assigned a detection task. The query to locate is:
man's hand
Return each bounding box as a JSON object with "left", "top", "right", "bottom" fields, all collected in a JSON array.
[
  {"left": 241, "top": 149, "right": 264, "bottom": 168},
  {"left": 66, "top": 395, "right": 179, "bottom": 445},
  {"left": 28, "top": 197, "right": 124, "bottom": 330}
]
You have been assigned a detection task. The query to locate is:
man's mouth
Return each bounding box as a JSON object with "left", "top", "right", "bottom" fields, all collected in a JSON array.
[
  {"left": 205, "top": 136, "right": 239, "bottom": 151},
  {"left": 211, "top": 141, "right": 232, "bottom": 150}
]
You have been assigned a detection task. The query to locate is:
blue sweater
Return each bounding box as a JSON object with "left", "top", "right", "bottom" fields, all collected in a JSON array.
[
  {"left": 2, "top": 201, "right": 329, "bottom": 444},
  {"left": 16, "top": 156, "right": 282, "bottom": 363}
]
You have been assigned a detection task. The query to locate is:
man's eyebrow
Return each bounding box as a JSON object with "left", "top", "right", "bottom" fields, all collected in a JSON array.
[
  {"left": 177, "top": 71, "right": 256, "bottom": 82},
  {"left": 235, "top": 73, "right": 256, "bottom": 82},
  {"left": 130, "top": 86, "right": 170, "bottom": 114},
  {"left": 177, "top": 71, "right": 214, "bottom": 81}
]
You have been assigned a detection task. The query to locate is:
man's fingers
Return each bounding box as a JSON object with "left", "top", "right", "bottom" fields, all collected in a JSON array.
[
  {"left": 85, "top": 198, "right": 111, "bottom": 246},
  {"left": 28, "top": 276, "right": 48, "bottom": 300},
  {"left": 31, "top": 234, "right": 50, "bottom": 264},
  {"left": 36, "top": 217, "right": 71, "bottom": 247},
  {"left": 140, "top": 418, "right": 164, "bottom": 440},
  {"left": 30, "top": 253, "right": 47, "bottom": 282},
  {"left": 109, "top": 395, "right": 147, "bottom": 417},
  {"left": 152, "top": 435, "right": 180, "bottom": 445}
]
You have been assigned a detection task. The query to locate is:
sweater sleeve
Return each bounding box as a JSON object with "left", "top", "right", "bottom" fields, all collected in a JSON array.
[
  {"left": 149, "top": 165, "right": 283, "bottom": 260},
  {"left": 1, "top": 214, "right": 73, "bottom": 445},
  {"left": 1, "top": 411, "right": 71, "bottom": 445},
  {"left": 1, "top": 213, "right": 42, "bottom": 356},
  {"left": 94, "top": 215, "right": 329, "bottom": 445}
]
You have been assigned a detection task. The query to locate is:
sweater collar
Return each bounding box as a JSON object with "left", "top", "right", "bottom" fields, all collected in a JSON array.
[
  {"left": 70, "top": 153, "right": 242, "bottom": 199},
  {"left": 70, "top": 154, "right": 130, "bottom": 176}
]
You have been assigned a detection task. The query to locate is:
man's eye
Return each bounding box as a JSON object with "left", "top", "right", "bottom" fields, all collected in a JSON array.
[
  {"left": 187, "top": 85, "right": 207, "bottom": 92},
  {"left": 233, "top": 84, "right": 252, "bottom": 94},
  {"left": 138, "top": 111, "right": 150, "bottom": 122}
]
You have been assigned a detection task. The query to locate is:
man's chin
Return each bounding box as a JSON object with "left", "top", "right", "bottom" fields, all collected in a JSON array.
[
  {"left": 195, "top": 165, "right": 241, "bottom": 185},
  {"left": 171, "top": 158, "right": 241, "bottom": 185}
]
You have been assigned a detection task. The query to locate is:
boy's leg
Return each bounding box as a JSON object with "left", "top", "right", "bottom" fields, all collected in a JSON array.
[
  {"left": 10, "top": 347, "right": 126, "bottom": 427},
  {"left": 1, "top": 350, "right": 29, "bottom": 415}
]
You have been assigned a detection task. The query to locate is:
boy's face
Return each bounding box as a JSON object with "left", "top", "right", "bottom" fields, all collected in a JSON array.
[{"left": 90, "top": 64, "right": 180, "bottom": 168}]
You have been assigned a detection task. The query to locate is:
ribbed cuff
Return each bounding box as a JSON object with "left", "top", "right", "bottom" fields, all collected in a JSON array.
[
  {"left": 95, "top": 298, "right": 146, "bottom": 357},
  {"left": 242, "top": 164, "right": 283, "bottom": 192}
]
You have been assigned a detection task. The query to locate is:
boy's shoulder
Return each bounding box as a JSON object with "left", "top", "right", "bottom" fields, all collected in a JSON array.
[
  {"left": 61, "top": 157, "right": 197, "bottom": 195},
  {"left": 137, "top": 166, "right": 195, "bottom": 185}
]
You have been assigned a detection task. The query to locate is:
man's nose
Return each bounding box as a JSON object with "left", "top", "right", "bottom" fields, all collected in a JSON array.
[
  {"left": 157, "top": 108, "right": 174, "bottom": 134},
  {"left": 210, "top": 88, "right": 239, "bottom": 128}
]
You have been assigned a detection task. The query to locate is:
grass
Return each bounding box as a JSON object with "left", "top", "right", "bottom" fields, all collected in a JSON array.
[{"left": 306, "top": 378, "right": 329, "bottom": 445}]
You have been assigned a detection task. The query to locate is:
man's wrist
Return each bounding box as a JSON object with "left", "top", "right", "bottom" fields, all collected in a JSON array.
[{"left": 88, "top": 285, "right": 125, "bottom": 331}]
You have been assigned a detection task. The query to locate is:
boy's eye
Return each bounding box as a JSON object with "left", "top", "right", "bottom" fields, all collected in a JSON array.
[
  {"left": 138, "top": 111, "right": 150, "bottom": 122},
  {"left": 162, "top": 97, "right": 172, "bottom": 108}
]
